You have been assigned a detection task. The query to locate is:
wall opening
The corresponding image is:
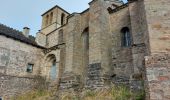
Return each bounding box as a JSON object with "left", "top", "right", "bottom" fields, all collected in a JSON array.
[
  {"left": 61, "top": 13, "right": 65, "bottom": 25},
  {"left": 50, "top": 12, "right": 53, "bottom": 24},
  {"left": 45, "top": 15, "right": 49, "bottom": 26},
  {"left": 121, "top": 27, "right": 131, "bottom": 47},
  {"left": 45, "top": 54, "right": 58, "bottom": 81},
  {"left": 58, "top": 29, "right": 63, "bottom": 44},
  {"left": 26, "top": 63, "right": 34, "bottom": 73}
]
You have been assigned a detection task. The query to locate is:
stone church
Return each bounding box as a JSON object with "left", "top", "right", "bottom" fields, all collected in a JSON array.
[{"left": 0, "top": 0, "right": 170, "bottom": 99}]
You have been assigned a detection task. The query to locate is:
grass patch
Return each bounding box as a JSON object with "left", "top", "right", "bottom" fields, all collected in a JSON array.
[
  {"left": 60, "top": 85, "right": 145, "bottom": 100},
  {"left": 10, "top": 89, "right": 51, "bottom": 100},
  {"left": 11, "top": 85, "right": 145, "bottom": 100}
]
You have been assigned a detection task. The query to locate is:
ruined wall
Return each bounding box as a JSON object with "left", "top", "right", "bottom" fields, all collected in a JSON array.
[{"left": 0, "top": 35, "right": 44, "bottom": 98}]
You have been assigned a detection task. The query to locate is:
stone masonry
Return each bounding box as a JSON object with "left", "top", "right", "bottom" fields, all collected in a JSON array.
[{"left": 0, "top": 0, "right": 170, "bottom": 99}]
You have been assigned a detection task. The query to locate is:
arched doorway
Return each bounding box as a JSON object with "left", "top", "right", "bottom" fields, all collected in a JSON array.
[{"left": 45, "top": 54, "right": 58, "bottom": 81}]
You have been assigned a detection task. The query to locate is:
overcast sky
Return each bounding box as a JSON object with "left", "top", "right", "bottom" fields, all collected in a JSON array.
[{"left": 0, "top": 0, "right": 127, "bottom": 36}]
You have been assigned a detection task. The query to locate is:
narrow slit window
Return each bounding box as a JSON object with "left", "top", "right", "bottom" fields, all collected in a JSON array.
[
  {"left": 61, "top": 13, "right": 65, "bottom": 25},
  {"left": 50, "top": 12, "right": 53, "bottom": 24},
  {"left": 46, "top": 15, "right": 49, "bottom": 26}
]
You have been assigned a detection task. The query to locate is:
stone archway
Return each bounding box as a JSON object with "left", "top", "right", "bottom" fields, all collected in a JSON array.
[{"left": 45, "top": 54, "right": 59, "bottom": 81}]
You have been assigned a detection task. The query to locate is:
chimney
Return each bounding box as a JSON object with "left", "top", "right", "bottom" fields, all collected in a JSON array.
[{"left": 23, "top": 27, "right": 30, "bottom": 37}]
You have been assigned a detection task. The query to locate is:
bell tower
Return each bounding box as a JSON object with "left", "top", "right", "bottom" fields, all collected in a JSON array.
[
  {"left": 40, "top": 5, "right": 70, "bottom": 35},
  {"left": 36, "top": 5, "right": 70, "bottom": 47}
]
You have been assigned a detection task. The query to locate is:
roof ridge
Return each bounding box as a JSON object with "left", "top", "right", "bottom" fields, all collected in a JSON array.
[
  {"left": 0, "top": 23, "right": 22, "bottom": 33},
  {"left": 0, "top": 23, "right": 45, "bottom": 49}
]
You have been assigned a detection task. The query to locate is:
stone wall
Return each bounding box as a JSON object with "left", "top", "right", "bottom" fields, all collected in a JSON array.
[
  {"left": 0, "top": 35, "right": 44, "bottom": 98},
  {"left": 143, "top": 0, "right": 170, "bottom": 53},
  {"left": 145, "top": 53, "right": 170, "bottom": 100},
  {"left": 110, "top": 7, "right": 133, "bottom": 77},
  {"left": 143, "top": 0, "right": 170, "bottom": 99},
  {"left": 47, "top": 30, "right": 59, "bottom": 48},
  {"left": 36, "top": 32, "right": 46, "bottom": 47},
  {"left": 0, "top": 75, "right": 46, "bottom": 99},
  {"left": 86, "top": 0, "right": 113, "bottom": 88}
]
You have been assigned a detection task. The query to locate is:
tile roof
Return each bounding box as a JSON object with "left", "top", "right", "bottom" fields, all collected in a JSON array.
[{"left": 0, "top": 24, "right": 45, "bottom": 49}]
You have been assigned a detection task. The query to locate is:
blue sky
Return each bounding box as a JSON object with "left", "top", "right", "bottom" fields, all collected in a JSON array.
[{"left": 0, "top": 0, "right": 127, "bottom": 36}]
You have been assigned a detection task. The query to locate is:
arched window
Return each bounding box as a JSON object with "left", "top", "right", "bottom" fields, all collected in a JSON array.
[
  {"left": 61, "top": 13, "right": 65, "bottom": 25},
  {"left": 82, "top": 28, "right": 89, "bottom": 50},
  {"left": 46, "top": 15, "right": 49, "bottom": 26},
  {"left": 82, "top": 27, "right": 89, "bottom": 69},
  {"left": 50, "top": 12, "right": 53, "bottom": 24},
  {"left": 121, "top": 27, "right": 131, "bottom": 47}
]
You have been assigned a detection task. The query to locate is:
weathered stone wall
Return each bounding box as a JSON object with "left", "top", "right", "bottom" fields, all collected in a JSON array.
[
  {"left": 0, "top": 35, "right": 44, "bottom": 98},
  {"left": 36, "top": 32, "right": 46, "bottom": 47},
  {"left": 86, "top": 0, "right": 113, "bottom": 89},
  {"left": 41, "top": 23, "right": 58, "bottom": 36},
  {"left": 143, "top": 0, "right": 170, "bottom": 53},
  {"left": 110, "top": 7, "right": 133, "bottom": 77},
  {"left": 47, "top": 31, "right": 59, "bottom": 48},
  {"left": 60, "top": 13, "right": 85, "bottom": 89},
  {"left": 0, "top": 75, "right": 46, "bottom": 99},
  {"left": 143, "top": 0, "right": 170, "bottom": 99},
  {"left": 145, "top": 53, "right": 170, "bottom": 100}
]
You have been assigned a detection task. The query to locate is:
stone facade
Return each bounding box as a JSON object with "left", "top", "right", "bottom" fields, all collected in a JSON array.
[
  {"left": 0, "top": 0, "right": 170, "bottom": 99},
  {"left": 0, "top": 35, "right": 45, "bottom": 99},
  {"left": 145, "top": 53, "right": 170, "bottom": 100}
]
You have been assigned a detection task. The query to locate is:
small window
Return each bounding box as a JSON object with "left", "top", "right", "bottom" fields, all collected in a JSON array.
[
  {"left": 26, "top": 63, "right": 33, "bottom": 73},
  {"left": 121, "top": 27, "right": 131, "bottom": 47}
]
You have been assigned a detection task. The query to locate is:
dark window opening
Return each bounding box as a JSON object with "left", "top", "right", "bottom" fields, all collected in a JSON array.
[
  {"left": 46, "top": 15, "right": 49, "bottom": 26},
  {"left": 82, "top": 28, "right": 89, "bottom": 50},
  {"left": 26, "top": 63, "right": 33, "bottom": 73},
  {"left": 58, "top": 29, "right": 63, "bottom": 44},
  {"left": 50, "top": 12, "right": 53, "bottom": 24},
  {"left": 121, "top": 27, "right": 131, "bottom": 47},
  {"left": 61, "top": 13, "right": 65, "bottom": 25}
]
